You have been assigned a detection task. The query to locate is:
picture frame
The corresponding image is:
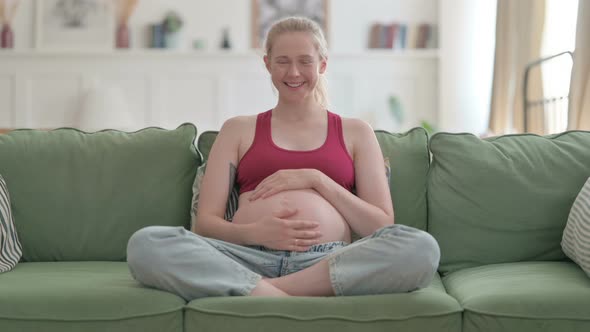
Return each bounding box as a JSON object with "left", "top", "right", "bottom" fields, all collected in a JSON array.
[
  {"left": 34, "top": 0, "right": 115, "bottom": 50},
  {"left": 251, "top": 0, "right": 329, "bottom": 49}
]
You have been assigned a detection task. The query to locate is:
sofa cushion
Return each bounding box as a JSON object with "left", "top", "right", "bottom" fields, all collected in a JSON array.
[
  {"left": 198, "top": 127, "right": 430, "bottom": 230},
  {"left": 442, "top": 261, "right": 590, "bottom": 332},
  {"left": 0, "top": 174, "right": 22, "bottom": 273},
  {"left": 0, "top": 124, "right": 199, "bottom": 262},
  {"left": 190, "top": 162, "right": 239, "bottom": 230},
  {"left": 184, "top": 274, "right": 461, "bottom": 332},
  {"left": 428, "top": 131, "right": 590, "bottom": 274},
  {"left": 562, "top": 177, "right": 590, "bottom": 277},
  {"left": 0, "top": 262, "right": 185, "bottom": 332}
]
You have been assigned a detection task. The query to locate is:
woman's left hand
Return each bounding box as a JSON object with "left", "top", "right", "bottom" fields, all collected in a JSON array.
[{"left": 249, "top": 169, "right": 321, "bottom": 201}]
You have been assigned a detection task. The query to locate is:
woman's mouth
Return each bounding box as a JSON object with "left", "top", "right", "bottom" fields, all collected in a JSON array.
[{"left": 285, "top": 82, "right": 305, "bottom": 88}]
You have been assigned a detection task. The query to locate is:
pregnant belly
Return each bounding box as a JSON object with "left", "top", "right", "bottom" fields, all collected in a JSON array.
[{"left": 234, "top": 189, "right": 352, "bottom": 244}]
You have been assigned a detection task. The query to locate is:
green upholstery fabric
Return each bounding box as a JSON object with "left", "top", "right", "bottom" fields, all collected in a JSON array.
[
  {"left": 428, "top": 131, "right": 590, "bottom": 274},
  {"left": 374, "top": 128, "right": 430, "bottom": 230},
  {"left": 197, "top": 127, "right": 430, "bottom": 230},
  {"left": 184, "top": 274, "right": 461, "bottom": 332},
  {"left": 196, "top": 131, "right": 217, "bottom": 161},
  {"left": 0, "top": 262, "right": 185, "bottom": 332},
  {"left": 0, "top": 125, "right": 199, "bottom": 262},
  {"left": 443, "top": 261, "right": 590, "bottom": 332}
]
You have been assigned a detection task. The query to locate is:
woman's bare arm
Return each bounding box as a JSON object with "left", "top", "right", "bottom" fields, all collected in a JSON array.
[
  {"left": 194, "top": 117, "right": 255, "bottom": 244},
  {"left": 313, "top": 119, "right": 394, "bottom": 237}
]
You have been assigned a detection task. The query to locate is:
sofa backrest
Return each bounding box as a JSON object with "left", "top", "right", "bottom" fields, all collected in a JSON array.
[
  {"left": 428, "top": 131, "right": 590, "bottom": 274},
  {"left": 0, "top": 124, "right": 199, "bottom": 262},
  {"left": 197, "top": 127, "right": 430, "bottom": 230}
]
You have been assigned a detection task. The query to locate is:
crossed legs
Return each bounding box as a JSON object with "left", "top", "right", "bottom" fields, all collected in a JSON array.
[
  {"left": 127, "top": 224, "right": 439, "bottom": 299},
  {"left": 250, "top": 224, "right": 441, "bottom": 297},
  {"left": 250, "top": 259, "right": 334, "bottom": 297}
]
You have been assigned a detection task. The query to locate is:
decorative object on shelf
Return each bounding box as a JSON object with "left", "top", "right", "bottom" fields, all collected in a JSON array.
[
  {"left": 0, "top": 0, "right": 20, "bottom": 49},
  {"left": 34, "top": 0, "right": 114, "bottom": 50},
  {"left": 369, "top": 22, "right": 438, "bottom": 50},
  {"left": 114, "top": 0, "right": 138, "bottom": 49},
  {"left": 115, "top": 21, "right": 129, "bottom": 48},
  {"left": 251, "top": 0, "right": 329, "bottom": 49},
  {"left": 0, "top": 21, "right": 13, "bottom": 49},
  {"left": 149, "top": 23, "right": 164, "bottom": 48},
  {"left": 162, "top": 11, "right": 183, "bottom": 49},
  {"left": 220, "top": 27, "right": 231, "bottom": 50},
  {"left": 192, "top": 38, "right": 206, "bottom": 50}
]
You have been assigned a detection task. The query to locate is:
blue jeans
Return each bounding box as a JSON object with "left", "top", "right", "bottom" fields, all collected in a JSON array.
[{"left": 127, "top": 224, "right": 440, "bottom": 301}]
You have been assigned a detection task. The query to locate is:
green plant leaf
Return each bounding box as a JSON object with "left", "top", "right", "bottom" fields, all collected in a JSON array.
[{"left": 388, "top": 95, "right": 404, "bottom": 123}]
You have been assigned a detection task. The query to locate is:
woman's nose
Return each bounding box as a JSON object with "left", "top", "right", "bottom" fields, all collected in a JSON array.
[{"left": 287, "top": 63, "right": 300, "bottom": 76}]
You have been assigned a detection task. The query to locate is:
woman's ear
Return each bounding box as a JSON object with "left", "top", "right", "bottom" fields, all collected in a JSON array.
[
  {"left": 264, "top": 55, "right": 271, "bottom": 72},
  {"left": 319, "top": 57, "right": 327, "bottom": 74}
]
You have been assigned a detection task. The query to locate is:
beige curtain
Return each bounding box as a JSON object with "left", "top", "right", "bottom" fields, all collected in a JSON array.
[
  {"left": 568, "top": 0, "right": 590, "bottom": 130},
  {"left": 489, "top": 0, "right": 546, "bottom": 134}
]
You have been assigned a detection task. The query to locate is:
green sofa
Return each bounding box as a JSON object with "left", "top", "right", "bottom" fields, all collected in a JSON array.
[{"left": 0, "top": 123, "right": 589, "bottom": 332}]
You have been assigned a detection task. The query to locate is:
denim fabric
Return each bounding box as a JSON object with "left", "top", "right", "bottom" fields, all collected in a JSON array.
[
  {"left": 248, "top": 241, "right": 348, "bottom": 277},
  {"left": 127, "top": 224, "right": 440, "bottom": 301}
]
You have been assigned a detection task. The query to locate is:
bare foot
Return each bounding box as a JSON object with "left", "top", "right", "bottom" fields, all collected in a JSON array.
[{"left": 250, "top": 279, "right": 290, "bottom": 297}]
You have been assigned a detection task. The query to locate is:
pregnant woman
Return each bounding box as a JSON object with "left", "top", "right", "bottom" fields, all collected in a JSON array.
[{"left": 127, "top": 17, "right": 440, "bottom": 300}]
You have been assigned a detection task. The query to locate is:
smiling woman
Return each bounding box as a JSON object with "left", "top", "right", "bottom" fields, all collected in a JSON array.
[
  {"left": 126, "top": 16, "right": 440, "bottom": 301},
  {"left": 262, "top": 19, "right": 329, "bottom": 110}
]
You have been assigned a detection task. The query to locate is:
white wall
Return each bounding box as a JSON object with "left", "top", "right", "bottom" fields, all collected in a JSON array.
[
  {"left": 7, "top": 0, "right": 506, "bottom": 134},
  {"left": 439, "top": 0, "right": 497, "bottom": 134},
  {"left": 12, "top": 0, "right": 438, "bottom": 52}
]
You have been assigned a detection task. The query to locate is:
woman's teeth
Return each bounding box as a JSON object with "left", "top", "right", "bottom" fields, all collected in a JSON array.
[{"left": 286, "top": 82, "right": 304, "bottom": 88}]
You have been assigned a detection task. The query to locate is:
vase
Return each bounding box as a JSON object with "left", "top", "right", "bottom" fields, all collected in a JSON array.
[
  {"left": 1, "top": 23, "right": 14, "bottom": 49},
  {"left": 164, "top": 31, "right": 180, "bottom": 49},
  {"left": 116, "top": 23, "right": 130, "bottom": 49}
]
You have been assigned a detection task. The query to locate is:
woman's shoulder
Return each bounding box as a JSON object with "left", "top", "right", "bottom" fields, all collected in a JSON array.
[
  {"left": 220, "top": 115, "right": 257, "bottom": 134},
  {"left": 217, "top": 115, "right": 258, "bottom": 151},
  {"left": 222, "top": 115, "right": 257, "bottom": 128},
  {"left": 339, "top": 116, "right": 375, "bottom": 138}
]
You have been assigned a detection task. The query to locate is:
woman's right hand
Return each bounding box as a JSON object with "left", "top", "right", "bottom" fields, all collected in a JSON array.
[{"left": 249, "top": 204, "right": 323, "bottom": 251}]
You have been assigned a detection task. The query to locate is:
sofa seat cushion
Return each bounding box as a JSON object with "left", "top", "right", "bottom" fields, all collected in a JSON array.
[
  {"left": 184, "top": 274, "right": 461, "bottom": 332},
  {"left": 0, "top": 262, "right": 185, "bottom": 332},
  {"left": 443, "top": 261, "right": 590, "bottom": 332}
]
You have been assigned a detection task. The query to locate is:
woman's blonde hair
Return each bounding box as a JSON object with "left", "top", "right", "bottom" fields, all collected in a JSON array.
[{"left": 264, "top": 16, "right": 329, "bottom": 109}]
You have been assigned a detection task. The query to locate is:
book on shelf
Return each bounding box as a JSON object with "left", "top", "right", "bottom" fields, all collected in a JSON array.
[
  {"left": 368, "top": 23, "right": 382, "bottom": 48},
  {"left": 368, "top": 22, "right": 438, "bottom": 51}
]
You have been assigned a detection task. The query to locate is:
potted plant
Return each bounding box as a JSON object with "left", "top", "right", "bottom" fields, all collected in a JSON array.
[{"left": 163, "top": 11, "right": 183, "bottom": 49}]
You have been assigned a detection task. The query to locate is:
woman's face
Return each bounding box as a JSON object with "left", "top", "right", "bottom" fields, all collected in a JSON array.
[{"left": 265, "top": 32, "right": 327, "bottom": 106}]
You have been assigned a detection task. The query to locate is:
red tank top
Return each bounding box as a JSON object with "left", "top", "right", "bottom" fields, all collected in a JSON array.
[{"left": 236, "top": 110, "right": 355, "bottom": 194}]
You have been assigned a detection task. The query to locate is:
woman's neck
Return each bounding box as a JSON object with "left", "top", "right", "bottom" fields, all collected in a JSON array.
[{"left": 273, "top": 100, "right": 325, "bottom": 122}]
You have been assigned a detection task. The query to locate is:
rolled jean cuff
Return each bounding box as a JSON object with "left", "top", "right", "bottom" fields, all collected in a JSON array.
[
  {"left": 328, "top": 255, "right": 345, "bottom": 296},
  {"left": 239, "top": 272, "right": 263, "bottom": 296}
]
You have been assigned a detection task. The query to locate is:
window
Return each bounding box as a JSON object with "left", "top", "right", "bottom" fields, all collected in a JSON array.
[{"left": 539, "top": 0, "right": 578, "bottom": 133}]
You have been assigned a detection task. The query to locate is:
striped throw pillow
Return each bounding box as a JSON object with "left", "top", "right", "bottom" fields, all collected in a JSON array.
[
  {"left": 190, "top": 162, "right": 239, "bottom": 230},
  {"left": 0, "top": 174, "right": 22, "bottom": 273},
  {"left": 562, "top": 177, "right": 590, "bottom": 277}
]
